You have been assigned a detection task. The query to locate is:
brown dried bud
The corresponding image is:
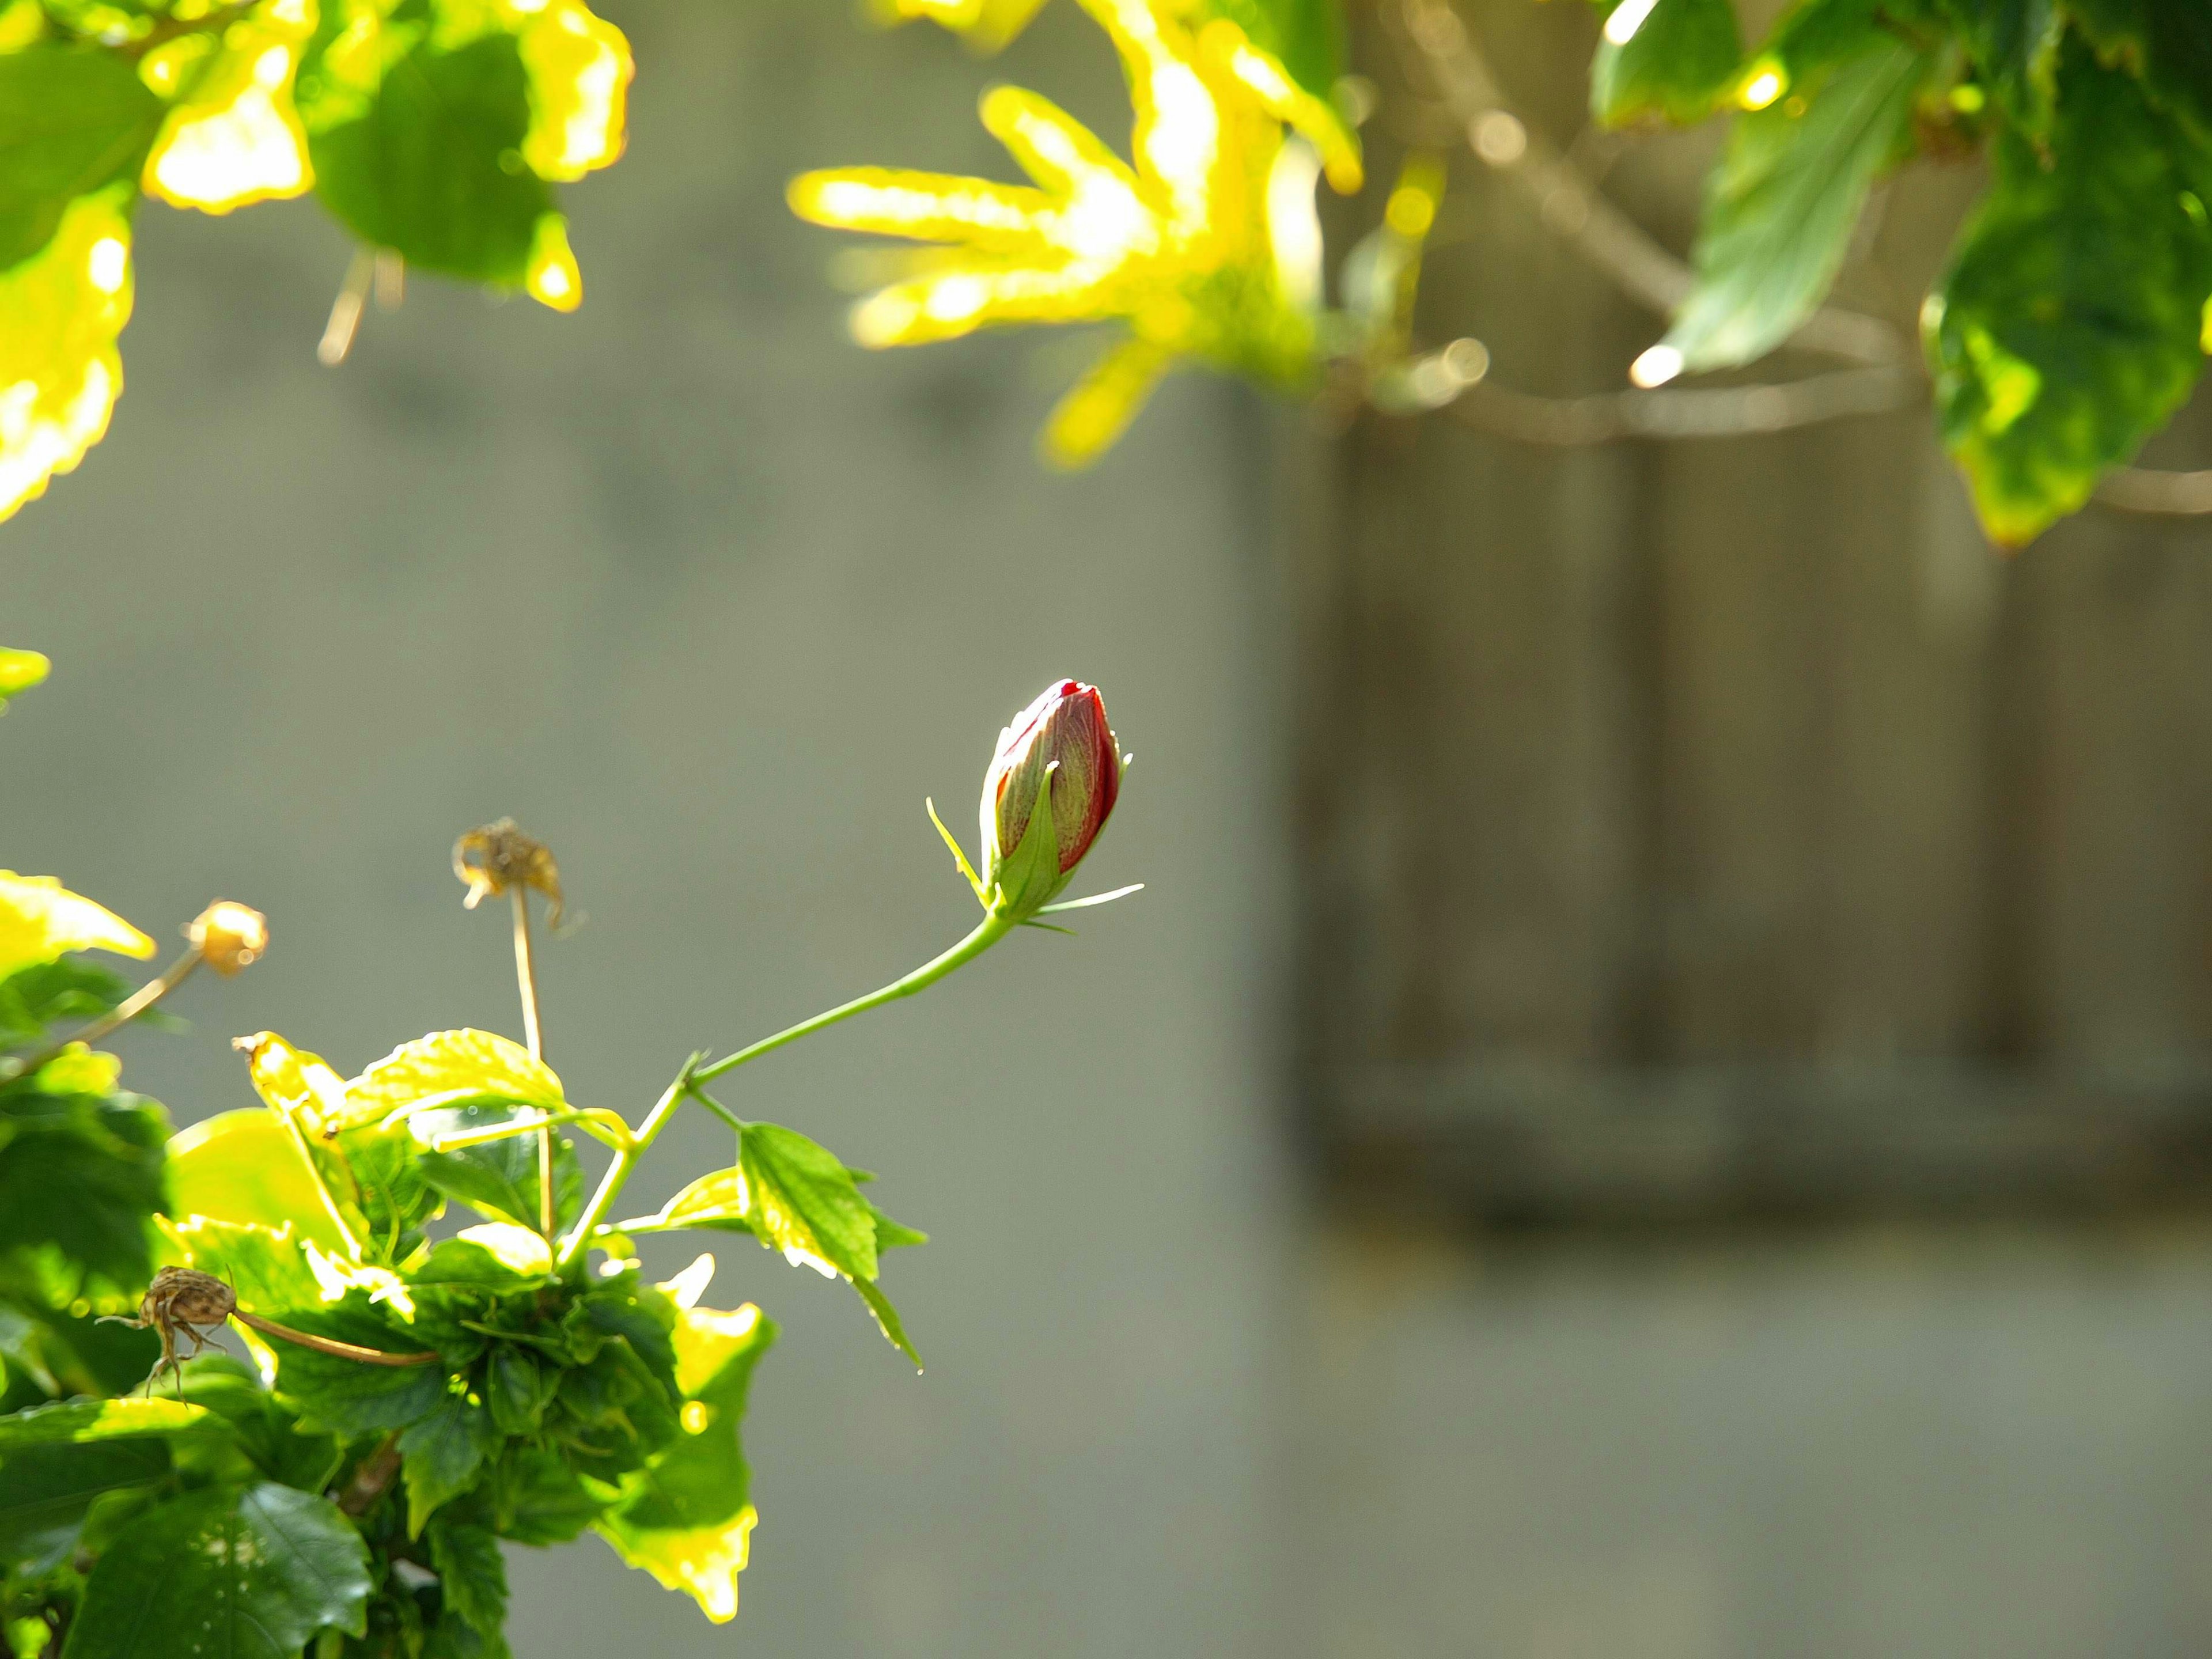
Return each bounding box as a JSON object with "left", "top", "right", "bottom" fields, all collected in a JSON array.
[
  {"left": 453, "top": 818, "right": 565, "bottom": 926},
  {"left": 139, "top": 1265, "right": 236, "bottom": 1334},
  {"left": 188, "top": 901, "right": 268, "bottom": 976}
]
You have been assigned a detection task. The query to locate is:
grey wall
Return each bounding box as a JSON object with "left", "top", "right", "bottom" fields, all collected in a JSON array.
[{"left": 2, "top": 1, "right": 1298, "bottom": 1653}]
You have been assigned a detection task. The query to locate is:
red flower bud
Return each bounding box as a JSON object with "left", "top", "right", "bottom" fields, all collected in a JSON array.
[{"left": 980, "top": 680, "right": 1123, "bottom": 915}]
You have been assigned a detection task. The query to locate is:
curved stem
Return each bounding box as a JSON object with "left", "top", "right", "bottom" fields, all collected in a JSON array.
[
  {"left": 2, "top": 947, "right": 202, "bottom": 1084},
  {"left": 230, "top": 1310, "right": 436, "bottom": 1367},
  {"left": 555, "top": 913, "right": 1012, "bottom": 1268},
  {"left": 510, "top": 886, "right": 554, "bottom": 1238}
]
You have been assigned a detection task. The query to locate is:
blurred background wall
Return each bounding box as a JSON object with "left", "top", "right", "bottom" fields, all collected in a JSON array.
[{"left": 9, "top": 0, "right": 2212, "bottom": 1655}]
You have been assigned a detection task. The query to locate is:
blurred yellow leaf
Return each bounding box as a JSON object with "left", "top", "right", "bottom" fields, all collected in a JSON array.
[
  {"left": 514, "top": 0, "right": 631, "bottom": 181},
  {"left": 0, "top": 870, "right": 154, "bottom": 983},
  {"left": 0, "top": 186, "right": 132, "bottom": 523},
  {"left": 142, "top": 0, "right": 318, "bottom": 214},
  {"left": 790, "top": 0, "right": 1359, "bottom": 466}
]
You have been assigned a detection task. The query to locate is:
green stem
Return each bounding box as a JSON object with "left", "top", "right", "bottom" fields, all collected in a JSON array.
[
  {"left": 554, "top": 914, "right": 1010, "bottom": 1267},
  {"left": 691, "top": 914, "right": 1008, "bottom": 1086}
]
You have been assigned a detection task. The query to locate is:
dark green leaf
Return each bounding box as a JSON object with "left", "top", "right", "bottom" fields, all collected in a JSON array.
[
  {"left": 0, "top": 1081, "right": 168, "bottom": 1291},
  {"left": 330, "top": 1125, "right": 441, "bottom": 1264},
  {"left": 1927, "top": 0, "right": 2063, "bottom": 129},
  {"left": 296, "top": 2, "right": 550, "bottom": 285},
  {"left": 425, "top": 1515, "right": 506, "bottom": 1639},
  {"left": 63, "top": 1483, "right": 373, "bottom": 1658},
  {"left": 412, "top": 1108, "right": 581, "bottom": 1232},
  {"left": 172, "top": 1355, "right": 343, "bottom": 1494},
  {"left": 483, "top": 1346, "right": 551, "bottom": 1437},
  {"left": 264, "top": 1305, "right": 449, "bottom": 1438},
  {"left": 1665, "top": 37, "right": 1930, "bottom": 369},
  {"left": 0, "top": 46, "right": 163, "bottom": 274},
  {"left": 0, "top": 1426, "right": 174, "bottom": 1575},
  {"left": 398, "top": 1390, "right": 497, "bottom": 1536},
  {"left": 853, "top": 1277, "right": 922, "bottom": 1371},
  {"left": 1590, "top": 0, "right": 1743, "bottom": 127},
  {"left": 2067, "top": 0, "right": 2212, "bottom": 141},
  {"left": 486, "top": 1446, "right": 601, "bottom": 1546},
  {"left": 1928, "top": 38, "right": 2212, "bottom": 543}
]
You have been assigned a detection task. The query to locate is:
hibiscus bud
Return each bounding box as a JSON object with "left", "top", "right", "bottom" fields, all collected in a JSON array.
[
  {"left": 980, "top": 680, "right": 1124, "bottom": 916},
  {"left": 188, "top": 900, "right": 268, "bottom": 976}
]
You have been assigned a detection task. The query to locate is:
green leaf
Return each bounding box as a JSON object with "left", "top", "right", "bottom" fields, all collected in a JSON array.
[
  {"left": 164, "top": 1217, "right": 327, "bottom": 1319},
  {"left": 1927, "top": 39, "right": 2212, "bottom": 543},
  {"left": 172, "top": 1355, "right": 343, "bottom": 1494},
  {"left": 0, "top": 957, "right": 137, "bottom": 1052},
  {"left": 853, "top": 1277, "right": 922, "bottom": 1371},
  {"left": 342, "top": 1031, "right": 565, "bottom": 1131},
  {"left": 412, "top": 1108, "right": 582, "bottom": 1232},
  {"left": 1926, "top": 0, "right": 2063, "bottom": 130},
  {"left": 425, "top": 1515, "right": 506, "bottom": 1639},
  {"left": 738, "top": 1123, "right": 878, "bottom": 1281},
  {"left": 1664, "top": 37, "right": 1930, "bottom": 370},
  {"left": 0, "top": 1399, "right": 207, "bottom": 1575},
  {"left": 485, "top": 1445, "right": 601, "bottom": 1546},
  {"left": 0, "top": 1073, "right": 168, "bottom": 1291},
  {"left": 296, "top": 1, "right": 560, "bottom": 292},
  {"left": 594, "top": 1302, "right": 776, "bottom": 1625},
  {"left": 329, "top": 1122, "right": 442, "bottom": 1265},
  {"left": 399, "top": 1389, "right": 497, "bottom": 1536},
  {"left": 65, "top": 1483, "right": 373, "bottom": 1658},
  {"left": 483, "top": 1345, "right": 552, "bottom": 1437},
  {"left": 165, "top": 1111, "right": 354, "bottom": 1260},
  {"left": 0, "top": 46, "right": 164, "bottom": 274},
  {"left": 1202, "top": 0, "right": 1344, "bottom": 109},
  {"left": 2067, "top": 0, "right": 2212, "bottom": 141},
  {"left": 0, "top": 648, "right": 48, "bottom": 709},
  {"left": 1590, "top": 0, "right": 1743, "bottom": 127},
  {"left": 262, "top": 1303, "right": 449, "bottom": 1439}
]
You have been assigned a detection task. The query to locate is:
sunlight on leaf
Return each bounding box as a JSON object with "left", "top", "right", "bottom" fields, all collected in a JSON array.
[
  {"left": 0, "top": 648, "right": 48, "bottom": 708},
  {"left": 344, "top": 1028, "right": 566, "bottom": 1130},
  {"left": 142, "top": 0, "right": 317, "bottom": 213},
  {"left": 791, "top": 0, "right": 1360, "bottom": 465},
  {"left": 0, "top": 870, "right": 151, "bottom": 983},
  {"left": 166, "top": 1111, "right": 357, "bottom": 1260},
  {"left": 515, "top": 0, "right": 633, "bottom": 180},
  {"left": 0, "top": 185, "right": 132, "bottom": 524}
]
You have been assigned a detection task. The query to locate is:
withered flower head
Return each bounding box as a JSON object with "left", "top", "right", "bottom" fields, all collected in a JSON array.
[
  {"left": 453, "top": 818, "right": 565, "bottom": 926},
  {"left": 188, "top": 900, "right": 268, "bottom": 976}
]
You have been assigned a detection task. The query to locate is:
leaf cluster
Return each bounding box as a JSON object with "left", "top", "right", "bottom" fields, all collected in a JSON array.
[
  {"left": 1591, "top": 0, "right": 2211, "bottom": 543},
  {"left": 0, "top": 0, "right": 631, "bottom": 521}
]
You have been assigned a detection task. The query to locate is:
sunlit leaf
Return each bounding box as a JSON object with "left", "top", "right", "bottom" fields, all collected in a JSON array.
[
  {"left": 0, "top": 44, "right": 162, "bottom": 272},
  {"left": 0, "top": 648, "right": 48, "bottom": 710},
  {"left": 412, "top": 1104, "right": 582, "bottom": 1230},
  {"left": 594, "top": 1301, "right": 775, "bottom": 1625},
  {"left": 0, "top": 872, "right": 151, "bottom": 984},
  {"left": 166, "top": 1110, "right": 355, "bottom": 1259},
  {"left": 66, "top": 1482, "right": 374, "bottom": 1658},
  {"left": 164, "top": 1215, "right": 327, "bottom": 1317},
  {"left": 1927, "top": 39, "right": 2212, "bottom": 544},
  {"left": 791, "top": 0, "right": 1361, "bottom": 466},
  {"left": 141, "top": 0, "right": 318, "bottom": 213},
  {"left": 0, "top": 1397, "right": 215, "bottom": 1573},
  {"left": 344, "top": 1029, "right": 566, "bottom": 1130},
  {"left": 0, "top": 184, "right": 135, "bottom": 524},
  {"left": 1662, "top": 36, "right": 1929, "bottom": 370},
  {"left": 1589, "top": 0, "right": 1742, "bottom": 127},
  {"left": 294, "top": 0, "right": 627, "bottom": 306}
]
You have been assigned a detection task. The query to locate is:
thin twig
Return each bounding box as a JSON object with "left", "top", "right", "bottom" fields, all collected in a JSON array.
[
  {"left": 1, "top": 947, "right": 202, "bottom": 1084},
  {"left": 337, "top": 1433, "right": 404, "bottom": 1517},
  {"left": 230, "top": 1309, "right": 437, "bottom": 1367},
  {"left": 510, "top": 886, "right": 554, "bottom": 1236}
]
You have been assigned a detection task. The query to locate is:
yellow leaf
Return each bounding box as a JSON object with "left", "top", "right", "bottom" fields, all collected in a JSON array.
[
  {"left": 789, "top": 0, "right": 1358, "bottom": 464},
  {"left": 0, "top": 187, "right": 133, "bottom": 524},
  {"left": 0, "top": 647, "right": 50, "bottom": 702},
  {"left": 514, "top": 0, "right": 631, "bottom": 181},
  {"left": 0, "top": 870, "right": 153, "bottom": 983},
  {"left": 142, "top": 0, "right": 317, "bottom": 213},
  {"left": 32, "top": 1043, "right": 122, "bottom": 1097},
  {"left": 343, "top": 1027, "right": 566, "bottom": 1131},
  {"left": 237, "top": 1030, "right": 354, "bottom": 1134},
  {"left": 166, "top": 1109, "right": 357, "bottom": 1258}
]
